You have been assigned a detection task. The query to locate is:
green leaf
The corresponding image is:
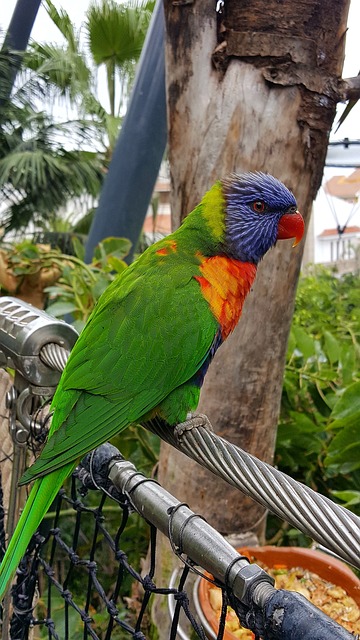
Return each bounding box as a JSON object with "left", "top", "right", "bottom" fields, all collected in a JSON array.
[
  {"left": 72, "top": 319, "right": 86, "bottom": 333},
  {"left": 289, "top": 411, "right": 321, "bottom": 433},
  {"left": 44, "top": 286, "right": 72, "bottom": 296},
  {"left": 331, "top": 381, "right": 360, "bottom": 421},
  {"left": 331, "top": 490, "right": 360, "bottom": 507},
  {"left": 91, "top": 273, "right": 111, "bottom": 300},
  {"left": 44, "top": 0, "right": 79, "bottom": 52},
  {"left": 329, "top": 412, "right": 360, "bottom": 432},
  {"left": 277, "top": 421, "right": 323, "bottom": 456},
  {"left": 286, "top": 330, "right": 296, "bottom": 357},
  {"left": 45, "top": 301, "right": 78, "bottom": 317},
  {"left": 323, "top": 331, "right": 340, "bottom": 364},
  {"left": 326, "top": 459, "right": 360, "bottom": 474},
  {"left": 106, "top": 255, "right": 128, "bottom": 273},
  {"left": 93, "top": 236, "right": 131, "bottom": 261},
  {"left": 71, "top": 235, "right": 85, "bottom": 261},
  {"left": 292, "top": 326, "right": 315, "bottom": 359},
  {"left": 341, "top": 346, "right": 356, "bottom": 386},
  {"left": 317, "top": 368, "right": 338, "bottom": 381},
  {"left": 325, "top": 423, "right": 360, "bottom": 471},
  {"left": 323, "top": 393, "right": 339, "bottom": 411},
  {"left": 39, "top": 589, "right": 84, "bottom": 640}
]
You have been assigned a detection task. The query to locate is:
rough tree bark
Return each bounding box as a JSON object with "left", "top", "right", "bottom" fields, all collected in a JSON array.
[
  {"left": 159, "top": 0, "right": 350, "bottom": 532},
  {"left": 153, "top": 0, "right": 350, "bottom": 633}
]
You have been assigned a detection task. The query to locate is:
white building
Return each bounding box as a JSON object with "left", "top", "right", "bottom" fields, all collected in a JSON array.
[{"left": 308, "top": 167, "right": 360, "bottom": 271}]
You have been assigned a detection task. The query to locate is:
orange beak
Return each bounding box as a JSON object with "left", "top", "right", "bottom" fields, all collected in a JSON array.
[{"left": 277, "top": 211, "right": 305, "bottom": 247}]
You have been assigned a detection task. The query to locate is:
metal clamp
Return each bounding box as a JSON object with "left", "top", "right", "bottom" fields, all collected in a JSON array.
[
  {"left": 5, "top": 385, "right": 43, "bottom": 446},
  {"left": 0, "top": 297, "right": 78, "bottom": 386}
]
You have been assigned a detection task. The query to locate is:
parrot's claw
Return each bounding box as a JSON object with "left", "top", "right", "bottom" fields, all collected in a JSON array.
[{"left": 174, "top": 413, "right": 214, "bottom": 439}]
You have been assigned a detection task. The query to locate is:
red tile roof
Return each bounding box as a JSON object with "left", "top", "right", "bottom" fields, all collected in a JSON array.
[
  {"left": 143, "top": 214, "right": 172, "bottom": 234},
  {"left": 318, "top": 225, "right": 360, "bottom": 238}
]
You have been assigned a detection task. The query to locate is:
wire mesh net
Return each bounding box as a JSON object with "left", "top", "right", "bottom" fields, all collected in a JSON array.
[
  {"left": 4, "top": 459, "right": 241, "bottom": 640},
  {"left": 2, "top": 441, "right": 359, "bottom": 640}
]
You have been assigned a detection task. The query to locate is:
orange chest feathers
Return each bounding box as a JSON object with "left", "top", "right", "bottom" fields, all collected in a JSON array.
[{"left": 194, "top": 256, "right": 257, "bottom": 339}]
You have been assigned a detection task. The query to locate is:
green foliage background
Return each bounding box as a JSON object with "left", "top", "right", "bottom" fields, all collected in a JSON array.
[{"left": 270, "top": 266, "right": 360, "bottom": 545}]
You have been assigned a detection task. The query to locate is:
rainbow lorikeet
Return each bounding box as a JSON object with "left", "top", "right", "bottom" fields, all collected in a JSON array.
[{"left": 0, "top": 172, "right": 304, "bottom": 599}]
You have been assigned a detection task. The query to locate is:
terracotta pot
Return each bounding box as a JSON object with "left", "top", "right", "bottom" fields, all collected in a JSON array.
[
  {"left": 0, "top": 247, "right": 61, "bottom": 309},
  {"left": 197, "top": 546, "right": 360, "bottom": 640}
]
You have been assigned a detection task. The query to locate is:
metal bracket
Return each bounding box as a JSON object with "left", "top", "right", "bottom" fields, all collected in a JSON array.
[
  {"left": 5, "top": 382, "right": 53, "bottom": 446},
  {"left": 0, "top": 296, "right": 77, "bottom": 387},
  {"left": 5, "top": 385, "right": 21, "bottom": 445}
]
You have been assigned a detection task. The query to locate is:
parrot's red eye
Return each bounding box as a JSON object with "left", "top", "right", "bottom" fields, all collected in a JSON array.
[{"left": 252, "top": 200, "right": 266, "bottom": 213}]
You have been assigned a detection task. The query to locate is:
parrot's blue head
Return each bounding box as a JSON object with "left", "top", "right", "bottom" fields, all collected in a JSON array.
[{"left": 222, "top": 172, "right": 304, "bottom": 264}]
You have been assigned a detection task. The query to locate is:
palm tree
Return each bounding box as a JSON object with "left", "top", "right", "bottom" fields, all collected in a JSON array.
[
  {"left": 0, "top": 0, "right": 154, "bottom": 234},
  {"left": 153, "top": 1, "right": 355, "bottom": 634},
  {"left": 0, "top": 48, "right": 103, "bottom": 234},
  {"left": 87, "top": 1, "right": 154, "bottom": 113},
  {"left": 27, "top": 0, "right": 154, "bottom": 153}
]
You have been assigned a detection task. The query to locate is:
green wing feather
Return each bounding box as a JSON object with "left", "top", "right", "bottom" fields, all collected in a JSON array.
[
  {"left": 0, "top": 189, "right": 225, "bottom": 601},
  {"left": 21, "top": 242, "right": 218, "bottom": 483}
]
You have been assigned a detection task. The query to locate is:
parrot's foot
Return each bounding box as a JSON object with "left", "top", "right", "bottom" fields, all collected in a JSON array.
[{"left": 174, "top": 413, "right": 214, "bottom": 439}]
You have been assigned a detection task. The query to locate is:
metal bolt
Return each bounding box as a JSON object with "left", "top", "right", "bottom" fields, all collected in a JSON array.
[
  {"left": 15, "top": 426, "right": 29, "bottom": 444},
  {"left": 233, "top": 563, "right": 275, "bottom": 606},
  {"left": 252, "top": 580, "right": 277, "bottom": 607}
]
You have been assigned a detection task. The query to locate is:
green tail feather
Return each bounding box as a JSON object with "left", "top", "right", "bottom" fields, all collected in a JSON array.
[{"left": 0, "top": 463, "right": 74, "bottom": 601}]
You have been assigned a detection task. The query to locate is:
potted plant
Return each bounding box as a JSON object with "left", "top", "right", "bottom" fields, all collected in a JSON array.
[
  {"left": 0, "top": 241, "right": 62, "bottom": 309},
  {"left": 197, "top": 546, "right": 360, "bottom": 639}
]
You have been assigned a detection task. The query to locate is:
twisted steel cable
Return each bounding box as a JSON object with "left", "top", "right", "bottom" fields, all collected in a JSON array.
[
  {"left": 39, "top": 343, "right": 70, "bottom": 373},
  {"left": 145, "top": 421, "right": 360, "bottom": 569},
  {"left": 38, "top": 342, "right": 360, "bottom": 569}
]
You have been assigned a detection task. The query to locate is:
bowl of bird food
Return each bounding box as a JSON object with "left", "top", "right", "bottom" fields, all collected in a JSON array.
[{"left": 196, "top": 546, "right": 360, "bottom": 639}]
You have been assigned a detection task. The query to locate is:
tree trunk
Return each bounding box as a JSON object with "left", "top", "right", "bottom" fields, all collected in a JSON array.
[
  {"left": 153, "top": 0, "right": 350, "bottom": 634},
  {"left": 160, "top": 0, "right": 349, "bottom": 533}
]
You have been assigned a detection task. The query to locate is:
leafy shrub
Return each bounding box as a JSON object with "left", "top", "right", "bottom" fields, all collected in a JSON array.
[
  {"left": 270, "top": 267, "right": 360, "bottom": 545},
  {"left": 45, "top": 236, "right": 131, "bottom": 332}
]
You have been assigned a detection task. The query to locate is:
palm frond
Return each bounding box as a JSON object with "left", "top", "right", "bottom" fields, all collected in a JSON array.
[
  {"left": 43, "top": 0, "right": 79, "bottom": 52},
  {"left": 86, "top": 0, "right": 152, "bottom": 67},
  {"left": 335, "top": 71, "right": 360, "bottom": 133},
  {"left": 25, "top": 42, "right": 91, "bottom": 99},
  {"left": 0, "top": 106, "right": 104, "bottom": 233},
  {"left": 0, "top": 0, "right": 153, "bottom": 233},
  {"left": 0, "top": 149, "right": 103, "bottom": 233}
]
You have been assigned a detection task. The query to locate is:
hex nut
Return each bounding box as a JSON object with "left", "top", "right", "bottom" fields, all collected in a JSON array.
[{"left": 233, "top": 563, "right": 275, "bottom": 605}]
